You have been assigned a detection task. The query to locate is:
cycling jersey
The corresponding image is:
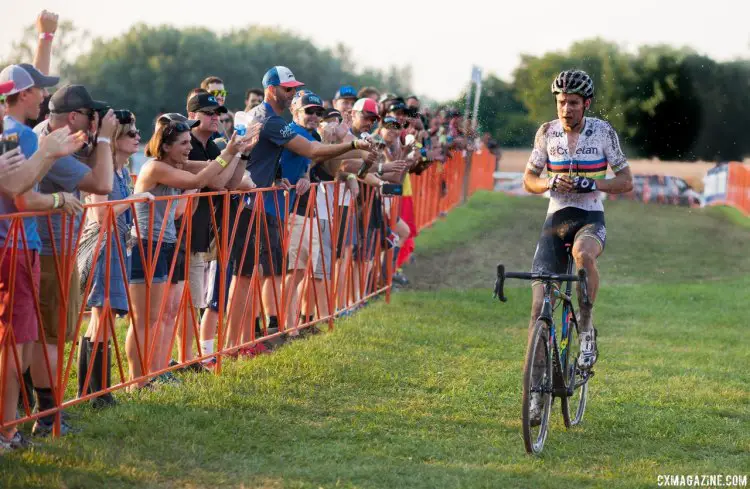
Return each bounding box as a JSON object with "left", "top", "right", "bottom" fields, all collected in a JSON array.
[{"left": 526, "top": 117, "right": 628, "bottom": 214}]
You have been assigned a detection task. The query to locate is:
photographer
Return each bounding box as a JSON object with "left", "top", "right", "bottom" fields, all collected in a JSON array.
[{"left": 23, "top": 84, "right": 117, "bottom": 437}]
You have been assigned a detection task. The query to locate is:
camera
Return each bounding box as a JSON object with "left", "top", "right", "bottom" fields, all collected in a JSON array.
[{"left": 0, "top": 133, "right": 19, "bottom": 155}]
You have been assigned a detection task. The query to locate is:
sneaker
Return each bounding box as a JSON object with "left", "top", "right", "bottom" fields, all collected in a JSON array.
[
  {"left": 577, "top": 328, "right": 598, "bottom": 370},
  {"left": 0, "top": 431, "right": 33, "bottom": 450},
  {"left": 32, "top": 417, "right": 79, "bottom": 437},
  {"left": 529, "top": 392, "right": 543, "bottom": 427},
  {"left": 153, "top": 372, "right": 182, "bottom": 385},
  {"left": 392, "top": 272, "right": 409, "bottom": 286}
]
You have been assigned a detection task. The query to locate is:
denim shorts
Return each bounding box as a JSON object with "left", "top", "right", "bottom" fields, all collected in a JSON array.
[{"left": 130, "top": 240, "right": 177, "bottom": 284}]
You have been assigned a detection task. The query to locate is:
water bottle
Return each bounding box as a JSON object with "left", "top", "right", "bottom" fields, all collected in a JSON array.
[{"left": 234, "top": 111, "right": 248, "bottom": 137}]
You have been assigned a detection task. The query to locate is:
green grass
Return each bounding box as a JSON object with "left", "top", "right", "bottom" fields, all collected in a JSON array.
[{"left": 2, "top": 193, "right": 748, "bottom": 489}]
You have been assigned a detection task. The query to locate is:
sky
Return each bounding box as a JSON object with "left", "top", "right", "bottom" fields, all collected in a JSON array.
[{"left": 2, "top": 0, "right": 749, "bottom": 101}]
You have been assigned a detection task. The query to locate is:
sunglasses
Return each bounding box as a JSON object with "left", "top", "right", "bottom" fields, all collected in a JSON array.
[
  {"left": 74, "top": 109, "right": 95, "bottom": 120},
  {"left": 304, "top": 107, "right": 325, "bottom": 117},
  {"left": 383, "top": 123, "right": 402, "bottom": 130},
  {"left": 220, "top": 118, "right": 232, "bottom": 124},
  {"left": 124, "top": 129, "right": 141, "bottom": 138},
  {"left": 210, "top": 89, "right": 227, "bottom": 98},
  {"left": 114, "top": 109, "right": 134, "bottom": 125},
  {"left": 163, "top": 121, "right": 191, "bottom": 139},
  {"left": 199, "top": 110, "right": 220, "bottom": 118}
]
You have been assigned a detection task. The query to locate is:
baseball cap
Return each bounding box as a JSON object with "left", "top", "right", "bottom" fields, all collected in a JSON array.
[
  {"left": 334, "top": 85, "right": 358, "bottom": 100},
  {"left": 0, "top": 81, "right": 14, "bottom": 95},
  {"left": 378, "top": 92, "right": 399, "bottom": 104},
  {"left": 262, "top": 66, "right": 305, "bottom": 89},
  {"left": 0, "top": 64, "right": 59, "bottom": 95},
  {"left": 49, "top": 84, "right": 107, "bottom": 113},
  {"left": 187, "top": 92, "right": 228, "bottom": 114},
  {"left": 386, "top": 100, "right": 407, "bottom": 113},
  {"left": 324, "top": 108, "right": 343, "bottom": 121},
  {"left": 292, "top": 91, "right": 324, "bottom": 110},
  {"left": 158, "top": 113, "right": 200, "bottom": 129},
  {"left": 352, "top": 98, "right": 380, "bottom": 119}
]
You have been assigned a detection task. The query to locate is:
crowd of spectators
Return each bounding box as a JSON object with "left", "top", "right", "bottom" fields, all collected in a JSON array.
[{"left": 0, "top": 10, "right": 485, "bottom": 452}]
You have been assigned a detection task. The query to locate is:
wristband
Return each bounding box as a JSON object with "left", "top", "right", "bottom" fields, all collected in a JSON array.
[
  {"left": 350, "top": 140, "right": 357, "bottom": 150},
  {"left": 39, "top": 32, "right": 55, "bottom": 41},
  {"left": 377, "top": 163, "right": 383, "bottom": 176},
  {"left": 216, "top": 156, "right": 229, "bottom": 168},
  {"left": 96, "top": 136, "right": 111, "bottom": 145},
  {"left": 52, "top": 193, "right": 60, "bottom": 209}
]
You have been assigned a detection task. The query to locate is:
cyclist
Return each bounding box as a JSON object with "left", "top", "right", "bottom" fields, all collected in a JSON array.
[{"left": 522, "top": 70, "right": 633, "bottom": 403}]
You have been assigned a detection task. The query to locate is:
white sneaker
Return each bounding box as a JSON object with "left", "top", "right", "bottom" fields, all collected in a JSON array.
[
  {"left": 529, "top": 392, "right": 543, "bottom": 427},
  {"left": 577, "top": 328, "right": 598, "bottom": 370}
]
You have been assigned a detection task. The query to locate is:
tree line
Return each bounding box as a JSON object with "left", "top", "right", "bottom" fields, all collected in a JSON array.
[{"left": 462, "top": 39, "right": 750, "bottom": 161}]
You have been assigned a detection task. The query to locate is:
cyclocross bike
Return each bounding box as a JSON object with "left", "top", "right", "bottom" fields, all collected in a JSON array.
[{"left": 494, "top": 245, "right": 594, "bottom": 455}]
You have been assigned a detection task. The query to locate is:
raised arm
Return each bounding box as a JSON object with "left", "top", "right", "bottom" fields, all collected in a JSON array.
[{"left": 33, "top": 10, "right": 58, "bottom": 75}]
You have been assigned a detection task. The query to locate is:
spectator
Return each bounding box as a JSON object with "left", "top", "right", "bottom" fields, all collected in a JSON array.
[
  {"left": 24, "top": 84, "right": 117, "bottom": 437},
  {"left": 225, "top": 66, "right": 372, "bottom": 350},
  {"left": 270, "top": 91, "right": 325, "bottom": 334},
  {"left": 406, "top": 95, "right": 420, "bottom": 111},
  {"left": 333, "top": 85, "right": 358, "bottom": 126},
  {"left": 323, "top": 108, "right": 343, "bottom": 124},
  {"left": 181, "top": 92, "right": 233, "bottom": 368},
  {"left": 127, "top": 114, "right": 254, "bottom": 389},
  {"left": 220, "top": 110, "right": 235, "bottom": 139},
  {"left": 0, "top": 79, "right": 85, "bottom": 451},
  {"left": 77, "top": 109, "right": 152, "bottom": 408},
  {"left": 358, "top": 86, "right": 380, "bottom": 102},
  {"left": 244, "top": 88, "right": 264, "bottom": 112},
  {"left": 201, "top": 76, "right": 227, "bottom": 107}
]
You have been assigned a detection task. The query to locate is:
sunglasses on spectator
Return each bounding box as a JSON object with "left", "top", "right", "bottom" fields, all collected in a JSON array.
[
  {"left": 163, "top": 121, "right": 191, "bottom": 138},
  {"left": 74, "top": 109, "right": 95, "bottom": 120},
  {"left": 199, "top": 110, "right": 220, "bottom": 117},
  {"left": 304, "top": 107, "right": 325, "bottom": 117},
  {"left": 383, "top": 122, "right": 402, "bottom": 130},
  {"left": 114, "top": 110, "right": 134, "bottom": 125},
  {"left": 210, "top": 89, "right": 227, "bottom": 98},
  {"left": 124, "top": 129, "right": 141, "bottom": 138},
  {"left": 220, "top": 117, "right": 232, "bottom": 124}
]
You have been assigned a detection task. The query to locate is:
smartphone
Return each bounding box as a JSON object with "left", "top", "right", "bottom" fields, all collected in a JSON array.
[
  {"left": 381, "top": 183, "right": 403, "bottom": 196},
  {"left": 0, "top": 133, "right": 19, "bottom": 155}
]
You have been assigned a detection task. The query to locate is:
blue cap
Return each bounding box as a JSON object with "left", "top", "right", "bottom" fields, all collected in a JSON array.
[
  {"left": 262, "top": 66, "right": 305, "bottom": 89},
  {"left": 292, "top": 91, "right": 324, "bottom": 110},
  {"left": 334, "top": 85, "right": 357, "bottom": 100}
]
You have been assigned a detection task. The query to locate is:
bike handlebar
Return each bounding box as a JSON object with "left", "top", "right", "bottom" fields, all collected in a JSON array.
[{"left": 494, "top": 264, "right": 590, "bottom": 306}]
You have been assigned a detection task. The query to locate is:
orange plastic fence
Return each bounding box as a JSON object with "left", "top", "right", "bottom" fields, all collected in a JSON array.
[
  {"left": 0, "top": 148, "right": 494, "bottom": 437},
  {"left": 725, "top": 163, "right": 750, "bottom": 215}
]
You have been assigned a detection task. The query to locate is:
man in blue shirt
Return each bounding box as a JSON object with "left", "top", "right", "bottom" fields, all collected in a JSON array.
[
  {"left": 269, "top": 91, "right": 325, "bottom": 335},
  {"left": 226, "top": 66, "right": 374, "bottom": 350}
]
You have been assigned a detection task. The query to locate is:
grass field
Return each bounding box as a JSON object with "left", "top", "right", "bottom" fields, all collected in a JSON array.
[{"left": 1, "top": 193, "right": 748, "bottom": 489}]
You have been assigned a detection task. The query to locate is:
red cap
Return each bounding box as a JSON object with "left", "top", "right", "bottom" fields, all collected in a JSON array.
[
  {"left": 0, "top": 80, "right": 14, "bottom": 95},
  {"left": 352, "top": 98, "right": 380, "bottom": 118}
]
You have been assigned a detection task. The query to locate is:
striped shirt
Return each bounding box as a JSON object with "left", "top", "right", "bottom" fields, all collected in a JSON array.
[{"left": 527, "top": 117, "right": 628, "bottom": 213}]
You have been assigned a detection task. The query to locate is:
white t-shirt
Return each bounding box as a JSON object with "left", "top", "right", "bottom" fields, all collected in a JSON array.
[{"left": 527, "top": 117, "right": 629, "bottom": 214}]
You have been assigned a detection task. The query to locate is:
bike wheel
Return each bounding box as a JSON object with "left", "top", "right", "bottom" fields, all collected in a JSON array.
[
  {"left": 522, "top": 319, "right": 553, "bottom": 455},
  {"left": 562, "top": 314, "right": 588, "bottom": 428}
]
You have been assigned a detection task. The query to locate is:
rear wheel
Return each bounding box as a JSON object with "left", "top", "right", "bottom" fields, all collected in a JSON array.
[
  {"left": 561, "top": 313, "right": 588, "bottom": 427},
  {"left": 522, "top": 319, "right": 553, "bottom": 454}
]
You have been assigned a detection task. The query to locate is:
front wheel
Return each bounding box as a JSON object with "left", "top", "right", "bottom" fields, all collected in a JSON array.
[
  {"left": 522, "top": 319, "right": 553, "bottom": 455},
  {"left": 561, "top": 315, "right": 588, "bottom": 427}
]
